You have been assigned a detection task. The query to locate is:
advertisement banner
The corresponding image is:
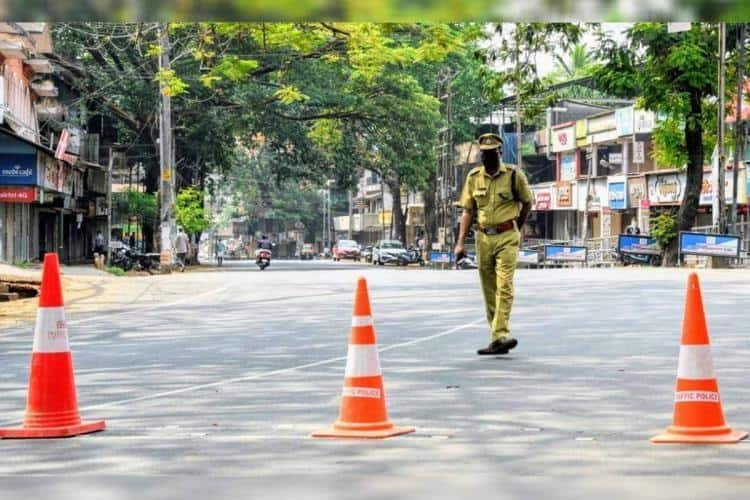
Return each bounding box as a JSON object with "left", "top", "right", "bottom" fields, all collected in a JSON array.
[
  {"left": 615, "top": 106, "right": 634, "bottom": 136},
  {"left": 618, "top": 234, "right": 660, "bottom": 255},
  {"left": 647, "top": 173, "right": 684, "bottom": 205},
  {"left": 556, "top": 181, "right": 573, "bottom": 208},
  {"left": 429, "top": 251, "right": 453, "bottom": 263},
  {"left": 551, "top": 124, "right": 576, "bottom": 153},
  {"left": 608, "top": 181, "right": 627, "bottom": 210},
  {"left": 0, "top": 153, "right": 37, "bottom": 185},
  {"left": 628, "top": 177, "right": 647, "bottom": 207},
  {"left": 533, "top": 188, "right": 552, "bottom": 211},
  {"left": 544, "top": 245, "right": 587, "bottom": 262},
  {"left": 700, "top": 170, "right": 735, "bottom": 206},
  {"left": 559, "top": 153, "right": 576, "bottom": 181},
  {"left": 0, "top": 187, "right": 37, "bottom": 203},
  {"left": 518, "top": 249, "right": 539, "bottom": 264},
  {"left": 679, "top": 232, "right": 740, "bottom": 258}
]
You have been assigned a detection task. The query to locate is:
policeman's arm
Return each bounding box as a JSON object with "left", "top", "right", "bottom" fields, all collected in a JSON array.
[
  {"left": 517, "top": 202, "right": 531, "bottom": 230},
  {"left": 515, "top": 169, "right": 533, "bottom": 230},
  {"left": 457, "top": 209, "right": 473, "bottom": 245}
]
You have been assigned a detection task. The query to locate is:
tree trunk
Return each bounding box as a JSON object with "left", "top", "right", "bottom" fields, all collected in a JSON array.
[
  {"left": 664, "top": 90, "right": 704, "bottom": 265},
  {"left": 388, "top": 179, "right": 407, "bottom": 244},
  {"left": 422, "top": 169, "right": 438, "bottom": 256}
]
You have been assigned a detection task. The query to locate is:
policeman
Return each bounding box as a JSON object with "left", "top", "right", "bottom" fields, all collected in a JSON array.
[{"left": 455, "top": 124, "right": 532, "bottom": 355}]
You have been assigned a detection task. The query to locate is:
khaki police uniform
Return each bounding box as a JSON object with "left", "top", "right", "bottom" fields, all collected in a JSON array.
[{"left": 458, "top": 163, "right": 532, "bottom": 342}]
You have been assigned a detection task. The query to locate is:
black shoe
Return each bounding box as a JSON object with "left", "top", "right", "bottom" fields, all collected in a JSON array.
[{"left": 477, "top": 337, "right": 518, "bottom": 355}]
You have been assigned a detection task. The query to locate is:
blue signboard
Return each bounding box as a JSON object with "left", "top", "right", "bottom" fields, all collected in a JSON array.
[
  {"left": 0, "top": 153, "right": 37, "bottom": 185},
  {"left": 544, "top": 245, "right": 587, "bottom": 262},
  {"left": 679, "top": 232, "right": 740, "bottom": 258},
  {"left": 618, "top": 234, "right": 660, "bottom": 255},
  {"left": 430, "top": 251, "right": 453, "bottom": 263},
  {"left": 518, "top": 249, "right": 540, "bottom": 264},
  {"left": 608, "top": 181, "right": 627, "bottom": 210}
]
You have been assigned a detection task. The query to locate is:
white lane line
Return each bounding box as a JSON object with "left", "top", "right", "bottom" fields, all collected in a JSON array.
[
  {"left": 0, "top": 286, "right": 230, "bottom": 338},
  {"left": 73, "top": 317, "right": 485, "bottom": 414}
]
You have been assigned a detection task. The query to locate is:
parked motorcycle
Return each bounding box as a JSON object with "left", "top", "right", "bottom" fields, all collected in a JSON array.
[
  {"left": 255, "top": 249, "right": 272, "bottom": 270},
  {"left": 110, "top": 245, "right": 156, "bottom": 273},
  {"left": 398, "top": 247, "right": 426, "bottom": 267},
  {"left": 613, "top": 250, "right": 662, "bottom": 266},
  {"left": 456, "top": 255, "right": 478, "bottom": 270}
]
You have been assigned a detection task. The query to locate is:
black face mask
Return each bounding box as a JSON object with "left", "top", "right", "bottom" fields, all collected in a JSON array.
[{"left": 481, "top": 149, "right": 500, "bottom": 170}]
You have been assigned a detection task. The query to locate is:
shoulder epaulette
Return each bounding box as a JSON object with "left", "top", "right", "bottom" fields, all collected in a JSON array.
[{"left": 468, "top": 166, "right": 482, "bottom": 176}]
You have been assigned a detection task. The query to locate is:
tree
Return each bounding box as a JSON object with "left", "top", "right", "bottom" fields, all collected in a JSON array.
[
  {"left": 593, "top": 23, "right": 731, "bottom": 265},
  {"left": 176, "top": 186, "right": 210, "bottom": 235}
]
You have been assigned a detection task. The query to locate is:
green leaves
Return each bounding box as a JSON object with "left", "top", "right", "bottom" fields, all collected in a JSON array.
[
  {"left": 176, "top": 187, "right": 210, "bottom": 235},
  {"left": 274, "top": 85, "right": 309, "bottom": 104},
  {"left": 155, "top": 69, "right": 189, "bottom": 97},
  {"left": 211, "top": 56, "right": 260, "bottom": 82}
]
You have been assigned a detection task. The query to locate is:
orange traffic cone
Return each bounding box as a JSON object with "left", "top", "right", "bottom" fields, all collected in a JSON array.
[
  {"left": 651, "top": 273, "right": 747, "bottom": 444},
  {"left": 313, "top": 276, "right": 414, "bottom": 439},
  {"left": 0, "top": 253, "right": 106, "bottom": 439}
]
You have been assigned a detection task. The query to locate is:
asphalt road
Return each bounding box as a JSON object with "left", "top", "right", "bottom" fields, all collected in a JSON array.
[{"left": 1, "top": 260, "right": 750, "bottom": 497}]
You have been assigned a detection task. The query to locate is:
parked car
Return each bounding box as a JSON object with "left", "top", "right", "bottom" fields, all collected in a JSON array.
[
  {"left": 300, "top": 243, "right": 315, "bottom": 260},
  {"left": 333, "top": 239, "right": 361, "bottom": 261},
  {"left": 360, "top": 245, "right": 374, "bottom": 263},
  {"left": 372, "top": 240, "right": 408, "bottom": 265}
]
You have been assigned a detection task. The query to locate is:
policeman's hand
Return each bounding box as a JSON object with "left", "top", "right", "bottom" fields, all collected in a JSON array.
[{"left": 454, "top": 243, "right": 466, "bottom": 263}]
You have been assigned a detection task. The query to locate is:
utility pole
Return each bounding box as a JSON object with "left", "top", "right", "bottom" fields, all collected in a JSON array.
[
  {"left": 717, "top": 22, "right": 727, "bottom": 233},
  {"left": 347, "top": 190, "right": 353, "bottom": 240},
  {"left": 732, "top": 23, "right": 746, "bottom": 234},
  {"left": 515, "top": 27, "right": 523, "bottom": 170},
  {"left": 106, "top": 147, "right": 113, "bottom": 264},
  {"left": 158, "top": 24, "right": 176, "bottom": 267}
]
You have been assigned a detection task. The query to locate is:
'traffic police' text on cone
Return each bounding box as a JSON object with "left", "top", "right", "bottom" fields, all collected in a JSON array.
[
  {"left": 651, "top": 273, "right": 747, "bottom": 444},
  {"left": 313, "top": 276, "right": 414, "bottom": 439},
  {"left": 0, "top": 253, "right": 106, "bottom": 439}
]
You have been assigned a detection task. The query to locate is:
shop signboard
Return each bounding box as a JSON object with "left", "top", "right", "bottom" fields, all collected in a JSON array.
[
  {"left": 0, "top": 187, "right": 37, "bottom": 203},
  {"left": 628, "top": 177, "right": 647, "bottom": 207},
  {"left": 589, "top": 129, "right": 619, "bottom": 144},
  {"left": 633, "top": 141, "right": 646, "bottom": 163},
  {"left": 559, "top": 153, "right": 576, "bottom": 181},
  {"left": 518, "top": 249, "right": 539, "bottom": 264},
  {"left": 544, "top": 245, "right": 587, "bottom": 262},
  {"left": 576, "top": 119, "right": 588, "bottom": 147},
  {"left": 634, "top": 110, "right": 656, "bottom": 134},
  {"left": 647, "top": 173, "right": 684, "bottom": 205},
  {"left": 576, "top": 179, "right": 608, "bottom": 211},
  {"left": 533, "top": 189, "right": 552, "bottom": 211},
  {"left": 551, "top": 124, "right": 576, "bottom": 153},
  {"left": 587, "top": 112, "right": 616, "bottom": 135},
  {"left": 608, "top": 181, "right": 627, "bottom": 210},
  {"left": 615, "top": 106, "right": 634, "bottom": 136},
  {"left": 679, "top": 232, "right": 740, "bottom": 258},
  {"left": 556, "top": 181, "right": 573, "bottom": 208},
  {"left": 700, "top": 170, "right": 735, "bottom": 205},
  {"left": 0, "top": 153, "right": 37, "bottom": 185},
  {"left": 618, "top": 234, "right": 660, "bottom": 255}
]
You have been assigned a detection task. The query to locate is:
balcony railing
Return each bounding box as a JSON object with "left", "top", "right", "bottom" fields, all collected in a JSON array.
[{"left": 0, "top": 68, "right": 39, "bottom": 143}]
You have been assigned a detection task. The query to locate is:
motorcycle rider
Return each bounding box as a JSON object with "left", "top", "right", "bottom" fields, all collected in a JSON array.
[{"left": 257, "top": 234, "right": 272, "bottom": 250}]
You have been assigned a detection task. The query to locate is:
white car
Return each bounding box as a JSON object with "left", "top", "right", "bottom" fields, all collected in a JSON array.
[{"left": 372, "top": 240, "right": 407, "bottom": 266}]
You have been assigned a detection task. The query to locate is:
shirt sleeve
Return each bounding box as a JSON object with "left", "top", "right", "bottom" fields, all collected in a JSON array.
[
  {"left": 515, "top": 169, "right": 533, "bottom": 204},
  {"left": 458, "top": 174, "right": 475, "bottom": 210}
]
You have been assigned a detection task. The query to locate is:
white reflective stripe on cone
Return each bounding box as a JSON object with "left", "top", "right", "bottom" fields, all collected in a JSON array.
[
  {"left": 351, "top": 315, "right": 374, "bottom": 327},
  {"left": 32, "top": 307, "right": 70, "bottom": 353},
  {"left": 345, "top": 344, "right": 382, "bottom": 377},
  {"left": 677, "top": 345, "right": 716, "bottom": 380}
]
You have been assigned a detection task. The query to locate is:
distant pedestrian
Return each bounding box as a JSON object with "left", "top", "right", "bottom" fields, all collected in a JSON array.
[
  {"left": 94, "top": 230, "right": 105, "bottom": 256},
  {"left": 129, "top": 232, "right": 136, "bottom": 250},
  {"left": 175, "top": 227, "right": 189, "bottom": 272}
]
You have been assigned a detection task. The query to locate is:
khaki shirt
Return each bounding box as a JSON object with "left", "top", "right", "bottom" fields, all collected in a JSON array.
[{"left": 458, "top": 163, "right": 532, "bottom": 227}]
